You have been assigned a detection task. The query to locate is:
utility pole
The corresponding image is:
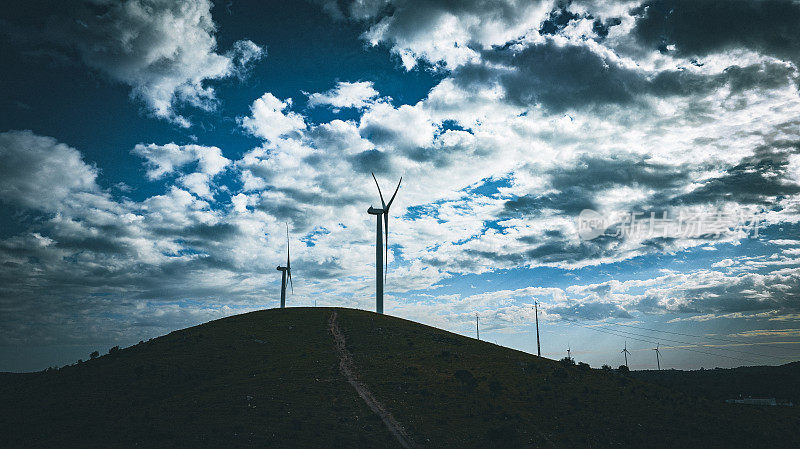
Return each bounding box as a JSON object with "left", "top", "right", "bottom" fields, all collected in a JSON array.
[
  {"left": 534, "top": 302, "right": 541, "bottom": 357},
  {"left": 476, "top": 313, "right": 480, "bottom": 341}
]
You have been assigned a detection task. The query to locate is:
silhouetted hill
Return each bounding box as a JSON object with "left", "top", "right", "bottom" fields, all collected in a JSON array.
[
  {"left": 1, "top": 308, "right": 797, "bottom": 448},
  {"left": 632, "top": 362, "right": 800, "bottom": 403}
]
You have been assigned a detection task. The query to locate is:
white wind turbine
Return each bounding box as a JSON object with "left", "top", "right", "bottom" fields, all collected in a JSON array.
[
  {"left": 367, "top": 173, "right": 401, "bottom": 314},
  {"left": 276, "top": 224, "right": 293, "bottom": 308},
  {"left": 653, "top": 343, "right": 662, "bottom": 370},
  {"left": 622, "top": 341, "right": 631, "bottom": 367}
]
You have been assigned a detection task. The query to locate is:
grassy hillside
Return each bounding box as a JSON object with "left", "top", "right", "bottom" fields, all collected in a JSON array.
[{"left": 1, "top": 307, "right": 798, "bottom": 448}]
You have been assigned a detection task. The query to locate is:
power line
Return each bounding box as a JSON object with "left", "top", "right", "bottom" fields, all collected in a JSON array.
[
  {"left": 563, "top": 320, "right": 762, "bottom": 365},
  {"left": 595, "top": 324, "right": 788, "bottom": 360},
  {"left": 607, "top": 322, "right": 800, "bottom": 358}
]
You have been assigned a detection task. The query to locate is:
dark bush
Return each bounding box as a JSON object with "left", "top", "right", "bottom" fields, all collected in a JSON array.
[
  {"left": 618, "top": 364, "right": 630, "bottom": 374},
  {"left": 577, "top": 361, "right": 591, "bottom": 371},
  {"left": 454, "top": 369, "right": 477, "bottom": 391},
  {"left": 109, "top": 346, "right": 120, "bottom": 355},
  {"left": 488, "top": 379, "right": 504, "bottom": 396},
  {"left": 403, "top": 365, "right": 419, "bottom": 377},
  {"left": 559, "top": 357, "right": 575, "bottom": 367},
  {"left": 601, "top": 364, "right": 613, "bottom": 372},
  {"left": 90, "top": 351, "right": 99, "bottom": 359}
]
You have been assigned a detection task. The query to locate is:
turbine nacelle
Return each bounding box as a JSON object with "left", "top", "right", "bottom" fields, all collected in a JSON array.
[{"left": 367, "top": 206, "right": 384, "bottom": 215}]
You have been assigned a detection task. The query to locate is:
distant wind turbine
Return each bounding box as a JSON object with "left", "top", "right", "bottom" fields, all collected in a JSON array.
[
  {"left": 476, "top": 313, "right": 480, "bottom": 340},
  {"left": 367, "top": 173, "right": 401, "bottom": 314},
  {"left": 653, "top": 343, "right": 662, "bottom": 370},
  {"left": 567, "top": 344, "right": 571, "bottom": 361},
  {"left": 622, "top": 341, "right": 631, "bottom": 367},
  {"left": 276, "top": 224, "right": 293, "bottom": 308}
]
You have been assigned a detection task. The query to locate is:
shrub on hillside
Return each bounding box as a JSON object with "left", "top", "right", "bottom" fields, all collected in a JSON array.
[
  {"left": 453, "top": 369, "right": 477, "bottom": 391},
  {"left": 488, "top": 379, "right": 504, "bottom": 396}
]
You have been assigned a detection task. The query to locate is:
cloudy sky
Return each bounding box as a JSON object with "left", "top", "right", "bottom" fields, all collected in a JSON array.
[{"left": 2, "top": 0, "right": 800, "bottom": 372}]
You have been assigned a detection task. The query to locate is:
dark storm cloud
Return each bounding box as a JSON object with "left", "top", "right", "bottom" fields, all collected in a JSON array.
[
  {"left": 522, "top": 235, "right": 621, "bottom": 264},
  {"left": 550, "top": 301, "right": 632, "bottom": 320},
  {"left": 538, "top": 1, "right": 622, "bottom": 40},
  {"left": 277, "top": 186, "right": 364, "bottom": 207},
  {"left": 459, "top": 41, "right": 642, "bottom": 111},
  {"left": 502, "top": 187, "right": 596, "bottom": 217},
  {"left": 538, "top": 2, "right": 580, "bottom": 35},
  {"left": 255, "top": 199, "right": 309, "bottom": 228},
  {"left": 298, "top": 258, "right": 347, "bottom": 279},
  {"left": 180, "top": 222, "right": 241, "bottom": 243},
  {"left": 550, "top": 155, "right": 691, "bottom": 191},
  {"left": 449, "top": 232, "right": 622, "bottom": 272},
  {"left": 454, "top": 40, "right": 796, "bottom": 112},
  {"left": 632, "top": 0, "right": 800, "bottom": 62},
  {"left": 348, "top": 149, "right": 393, "bottom": 173},
  {"left": 504, "top": 155, "right": 692, "bottom": 218},
  {"left": 674, "top": 142, "right": 800, "bottom": 206},
  {"left": 672, "top": 270, "right": 800, "bottom": 315}
]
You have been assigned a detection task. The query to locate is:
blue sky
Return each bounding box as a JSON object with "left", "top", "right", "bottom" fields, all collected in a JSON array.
[{"left": 1, "top": 0, "right": 800, "bottom": 372}]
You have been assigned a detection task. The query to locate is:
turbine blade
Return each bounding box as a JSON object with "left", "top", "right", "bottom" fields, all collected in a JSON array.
[
  {"left": 385, "top": 177, "right": 402, "bottom": 209},
  {"left": 288, "top": 269, "right": 293, "bottom": 294},
  {"left": 372, "top": 172, "right": 386, "bottom": 208}
]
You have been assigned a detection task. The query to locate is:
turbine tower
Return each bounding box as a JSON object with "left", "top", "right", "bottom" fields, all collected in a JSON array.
[
  {"left": 476, "top": 313, "right": 480, "bottom": 340},
  {"left": 653, "top": 343, "right": 662, "bottom": 370},
  {"left": 567, "top": 344, "right": 571, "bottom": 361},
  {"left": 534, "top": 301, "right": 541, "bottom": 357},
  {"left": 276, "top": 224, "right": 293, "bottom": 308},
  {"left": 367, "top": 173, "right": 401, "bottom": 314},
  {"left": 621, "top": 341, "right": 631, "bottom": 367}
]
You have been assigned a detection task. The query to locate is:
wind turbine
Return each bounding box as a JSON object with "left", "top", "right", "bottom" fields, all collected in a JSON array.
[
  {"left": 276, "top": 224, "right": 293, "bottom": 308},
  {"left": 621, "top": 341, "right": 631, "bottom": 367},
  {"left": 367, "top": 172, "right": 401, "bottom": 314},
  {"left": 653, "top": 343, "right": 662, "bottom": 370},
  {"left": 567, "top": 344, "right": 572, "bottom": 361},
  {"left": 476, "top": 313, "right": 480, "bottom": 340}
]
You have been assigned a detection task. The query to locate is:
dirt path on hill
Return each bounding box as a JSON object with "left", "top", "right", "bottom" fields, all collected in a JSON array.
[{"left": 328, "top": 311, "right": 418, "bottom": 449}]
